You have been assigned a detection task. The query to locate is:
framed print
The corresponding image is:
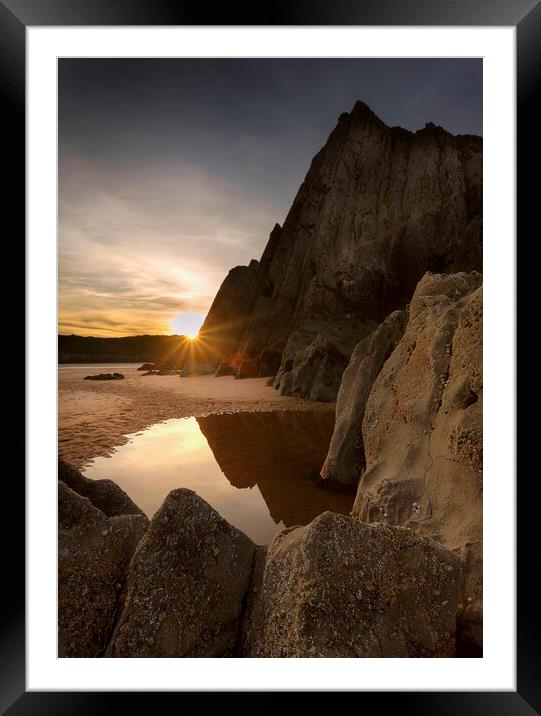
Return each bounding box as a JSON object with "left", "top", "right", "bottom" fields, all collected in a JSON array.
[{"left": 5, "top": 0, "right": 536, "bottom": 710}]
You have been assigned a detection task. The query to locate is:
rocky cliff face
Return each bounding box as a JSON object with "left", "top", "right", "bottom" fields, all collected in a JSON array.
[
  {"left": 200, "top": 100, "right": 482, "bottom": 399},
  {"left": 320, "top": 309, "right": 407, "bottom": 484},
  {"left": 197, "top": 259, "right": 260, "bottom": 369},
  {"left": 351, "top": 271, "right": 483, "bottom": 651}
]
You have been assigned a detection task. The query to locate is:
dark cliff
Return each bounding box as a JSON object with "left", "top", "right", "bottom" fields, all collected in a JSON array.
[{"left": 200, "top": 100, "right": 482, "bottom": 400}]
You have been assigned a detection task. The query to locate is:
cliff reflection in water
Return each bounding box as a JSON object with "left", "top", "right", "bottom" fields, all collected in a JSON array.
[
  {"left": 83, "top": 410, "right": 353, "bottom": 545},
  {"left": 196, "top": 411, "right": 352, "bottom": 528}
]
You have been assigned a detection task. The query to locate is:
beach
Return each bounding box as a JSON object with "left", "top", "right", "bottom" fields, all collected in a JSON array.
[{"left": 59, "top": 364, "right": 335, "bottom": 467}]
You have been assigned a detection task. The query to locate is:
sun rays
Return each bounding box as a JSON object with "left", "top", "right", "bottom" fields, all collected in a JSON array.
[{"left": 170, "top": 311, "right": 205, "bottom": 341}]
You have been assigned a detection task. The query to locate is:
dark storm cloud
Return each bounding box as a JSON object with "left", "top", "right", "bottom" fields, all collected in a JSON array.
[{"left": 58, "top": 58, "right": 482, "bottom": 336}]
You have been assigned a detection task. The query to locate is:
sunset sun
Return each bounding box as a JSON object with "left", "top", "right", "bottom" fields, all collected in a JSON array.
[{"left": 170, "top": 311, "right": 205, "bottom": 340}]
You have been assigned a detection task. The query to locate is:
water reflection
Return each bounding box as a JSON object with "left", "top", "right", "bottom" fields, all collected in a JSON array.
[{"left": 82, "top": 411, "right": 353, "bottom": 544}]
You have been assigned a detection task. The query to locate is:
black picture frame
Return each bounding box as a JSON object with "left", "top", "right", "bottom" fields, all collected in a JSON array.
[{"left": 6, "top": 0, "right": 536, "bottom": 711}]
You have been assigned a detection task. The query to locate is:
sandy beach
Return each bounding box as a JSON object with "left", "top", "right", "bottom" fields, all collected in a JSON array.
[{"left": 59, "top": 364, "right": 335, "bottom": 467}]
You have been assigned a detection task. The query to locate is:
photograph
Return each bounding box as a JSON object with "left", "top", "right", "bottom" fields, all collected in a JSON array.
[
  {"left": 57, "top": 57, "right": 484, "bottom": 659},
  {"left": 1, "top": 0, "right": 531, "bottom": 702}
]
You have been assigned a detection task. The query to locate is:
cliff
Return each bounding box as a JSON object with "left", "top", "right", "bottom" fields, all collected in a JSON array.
[{"left": 199, "top": 100, "right": 482, "bottom": 401}]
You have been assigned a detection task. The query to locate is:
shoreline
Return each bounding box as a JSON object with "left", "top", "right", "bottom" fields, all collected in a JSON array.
[{"left": 59, "top": 366, "right": 335, "bottom": 467}]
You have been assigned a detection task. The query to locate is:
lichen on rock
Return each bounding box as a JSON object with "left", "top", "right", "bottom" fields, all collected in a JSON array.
[
  {"left": 107, "top": 488, "right": 256, "bottom": 657},
  {"left": 58, "top": 481, "right": 148, "bottom": 657},
  {"left": 241, "top": 512, "right": 461, "bottom": 657}
]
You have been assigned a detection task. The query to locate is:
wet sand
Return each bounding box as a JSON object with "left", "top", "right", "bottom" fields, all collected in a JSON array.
[
  {"left": 59, "top": 365, "right": 336, "bottom": 467},
  {"left": 82, "top": 411, "right": 353, "bottom": 544}
]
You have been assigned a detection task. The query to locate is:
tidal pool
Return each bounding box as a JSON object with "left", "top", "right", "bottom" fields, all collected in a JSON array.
[{"left": 82, "top": 410, "right": 353, "bottom": 545}]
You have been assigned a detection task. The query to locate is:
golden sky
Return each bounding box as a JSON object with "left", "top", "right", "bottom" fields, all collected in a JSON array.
[{"left": 58, "top": 153, "right": 282, "bottom": 337}]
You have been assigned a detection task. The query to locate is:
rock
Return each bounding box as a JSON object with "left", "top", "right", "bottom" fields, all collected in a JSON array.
[
  {"left": 320, "top": 309, "right": 407, "bottom": 484},
  {"left": 137, "top": 363, "right": 155, "bottom": 371},
  {"left": 83, "top": 372, "right": 124, "bottom": 381},
  {"left": 197, "top": 258, "right": 261, "bottom": 370},
  {"left": 156, "top": 368, "right": 180, "bottom": 376},
  {"left": 198, "top": 100, "right": 482, "bottom": 400},
  {"left": 273, "top": 334, "right": 352, "bottom": 402},
  {"left": 107, "top": 489, "right": 256, "bottom": 657},
  {"left": 352, "top": 271, "right": 483, "bottom": 652},
  {"left": 241, "top": 512, "right": 461, "bottom": 657},
  {"left": 179, "top": 362, "right": 215, "bottom": 376},
  {"left": 58, "top": 460, "right": 145, "bottom": 518},
  {"left": 58, "top": 481, "right": 148, "bottom": 657},
  {"left": 215, "top": 361, "right": 236, "bottom": 377}
]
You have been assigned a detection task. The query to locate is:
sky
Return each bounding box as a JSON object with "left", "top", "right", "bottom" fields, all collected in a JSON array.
[{"left": 59, "top": 58, "right": 482, "bottom": 338}]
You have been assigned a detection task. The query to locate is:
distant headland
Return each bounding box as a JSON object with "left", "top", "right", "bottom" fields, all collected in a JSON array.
[{"left": 58, "top": 333, "right": 187, "bottom": 365}]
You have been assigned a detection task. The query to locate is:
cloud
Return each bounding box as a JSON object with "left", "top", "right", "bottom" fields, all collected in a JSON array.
[{"left": 58, "top": 152, "right": 283, "bottom": 336}]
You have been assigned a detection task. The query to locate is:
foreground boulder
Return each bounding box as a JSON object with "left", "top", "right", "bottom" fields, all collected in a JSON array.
[
  {"left": 241, "top": 512, "right": 460, "bottom": 657},
  {"left": 58, "top": 481, "right": 148, "bottom": 657},
  {"left": 107, "top": 489, "right": 256, "bottom": 657},
  {"left": 353, "top": 272, "right": 483, "bottom": 651},
  {"left": 58, "top": 460, "right": 145, "bottom": 518},
  {"left": 320, "top": 310, "right": 406, "bottom": 484}
]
